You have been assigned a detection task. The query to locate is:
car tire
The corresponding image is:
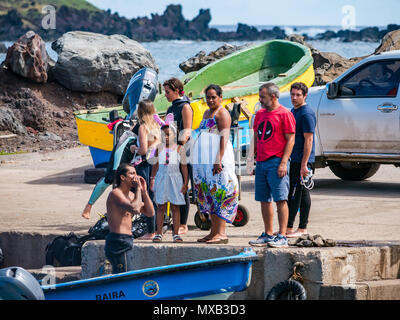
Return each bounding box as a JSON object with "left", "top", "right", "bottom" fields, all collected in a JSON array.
[
  {"left": 266, "top": 279, "right": 307, "bottom": 300},
  {"left": 329, "top": 162, "right": 380, "bottom": 181}
]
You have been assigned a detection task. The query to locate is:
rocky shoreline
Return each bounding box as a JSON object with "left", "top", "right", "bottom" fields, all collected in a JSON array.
[
  {"left": 0, "top": 4, "right": 285, "bottom": 43},
  {"left": 0, "top": 3, "right": 398, "bottom": 43},
  {"left": 0, "top": 29, "right": 399, "bottom": 156}
]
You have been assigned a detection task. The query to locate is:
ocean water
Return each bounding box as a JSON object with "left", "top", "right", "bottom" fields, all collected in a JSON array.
[
  {"left": 213, "top": 24, "right": 387, "bottom": 36},
  {"left": 142, "top": 38, "right": 379, "bottom": 82},
  {"left": 0, "top": 25, "right": 381, "bottom": 82},
  {"left": 213, "top": 24, "right": 347, "bottom": 36}
]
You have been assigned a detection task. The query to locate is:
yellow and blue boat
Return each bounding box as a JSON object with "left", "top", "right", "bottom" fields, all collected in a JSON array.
[{"left": 74, "top": 40, "right": 315, "bottom": 167}]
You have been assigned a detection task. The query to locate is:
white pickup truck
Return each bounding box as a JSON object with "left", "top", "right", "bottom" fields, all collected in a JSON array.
[{"left": 278, "top": 50, "right": 400, "bottom": 180}]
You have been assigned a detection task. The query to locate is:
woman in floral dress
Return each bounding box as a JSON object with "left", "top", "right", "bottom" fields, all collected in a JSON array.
[{"left": 192, "top": 84, "right": 238, "bottom": 244}]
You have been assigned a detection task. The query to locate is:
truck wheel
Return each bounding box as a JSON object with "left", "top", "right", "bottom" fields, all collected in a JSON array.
[
  {"left": 329, "top": 162, "right": 380, "bottom": 181},
  {"left": 232, "top": 204, "right": 250, "bottom": 227}
]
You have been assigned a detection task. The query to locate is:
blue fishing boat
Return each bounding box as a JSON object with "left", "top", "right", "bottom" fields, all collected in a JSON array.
[{"left": 0, "top": 249, "right": 257, "bottom": 300}]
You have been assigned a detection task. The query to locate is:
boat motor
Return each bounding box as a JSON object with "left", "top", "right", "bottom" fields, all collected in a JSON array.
[
  {"left": 122, "top": 67, "right": 159, "bottom": 120},
  {"left": 0, "top": 267, "right": 45, "bottom": 300},
  {"left": 112, "top": 67, "right": 159, "bottom": 146}
]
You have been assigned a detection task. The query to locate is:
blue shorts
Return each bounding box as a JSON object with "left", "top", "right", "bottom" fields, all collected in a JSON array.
[{"left": 255, "top": 157, "right": 290, "bottom": 202}]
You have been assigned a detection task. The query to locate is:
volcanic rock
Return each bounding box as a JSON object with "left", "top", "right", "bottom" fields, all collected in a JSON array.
[
  {"left": 286, "top": 34, "right": 364, "bottom": 86},
  {"left": 374, "top": 29, "right": 400, "bottom": 54},
  {"left": 4, "top": 31, "right": 52, "bottom": 83},
  {"left": 179, "top": 43, "right": 251, "bottom": 73},
  {"left": 0, "top": 107, "right": 27, "bottom": 135},
  {"left": 51, "top": 31, "right": 159, "bottom": 95}
]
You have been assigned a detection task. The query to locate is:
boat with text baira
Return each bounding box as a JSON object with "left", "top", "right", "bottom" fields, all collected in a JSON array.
[{"left": 0, "top": 248, "right": 258, "bottom": 300}]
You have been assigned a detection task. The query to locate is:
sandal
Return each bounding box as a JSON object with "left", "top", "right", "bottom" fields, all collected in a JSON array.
[
  {"left": 205, "top": 238, "right": 229, "bottom": 244},
  {"left": 197, "top": 235, "right": 212, "bottom": 243},
  {"left": 152, "top": 234, "right": 163, "bottom": 243},
  {"left": 173, "top": 234, "right": 183, "bottom": 243}
]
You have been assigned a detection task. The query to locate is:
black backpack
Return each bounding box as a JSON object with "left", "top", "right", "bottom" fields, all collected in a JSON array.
[
  {"left": 88, "top": 215, "right": 109, "bottom": 240},
  {"left": 45, "top": 232, "right": 91, "bottom": 267},
  {"left": 131, "top": 215, "right": 148, "bottom": 239},
  {"left": 88, "top": 214, "right": 148, "bottom": 240},
  {"left": 44, "top": 215, "right": 148, "bottom": 267}
]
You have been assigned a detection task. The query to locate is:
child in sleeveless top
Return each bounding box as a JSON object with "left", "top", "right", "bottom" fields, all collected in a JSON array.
[{"left": 150, "top": 120, "right": 189, "bottom": 243}]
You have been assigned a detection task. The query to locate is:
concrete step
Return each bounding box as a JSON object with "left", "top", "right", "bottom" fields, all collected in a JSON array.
[
  {"left": 318, "top": 279, "right": 400, "bottom": 300},
  {"left": 262, "top": 243, "right": 400, "bottom": 299},
  {"left": 0, "top": 232, "right": 58, "bottom": 269}
]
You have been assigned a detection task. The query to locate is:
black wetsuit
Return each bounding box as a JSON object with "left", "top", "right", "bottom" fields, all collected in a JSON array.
[{"left": 104, "top": 232, "right": 134, "bottom": 274}]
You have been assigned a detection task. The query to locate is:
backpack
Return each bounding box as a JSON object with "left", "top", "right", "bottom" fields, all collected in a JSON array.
[
  {"left": 88, "top": 215, "right": 109, "bottom": 240},
  {"left": 88, "top": 214, "right": 148, "bottom": 240},
  {"left": 45, "top": 232, "right": 90, "bottom": 267},
  {"left": 44, "top": 215, "right": 148, "bottom": 267},
  {"left": 131, "top": 214, "right": 148, "bottom": 239}
]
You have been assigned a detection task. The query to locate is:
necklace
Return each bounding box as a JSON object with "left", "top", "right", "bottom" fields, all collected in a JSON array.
[{"left": 207, "top": 105, "right": 221, "bottom": 119}]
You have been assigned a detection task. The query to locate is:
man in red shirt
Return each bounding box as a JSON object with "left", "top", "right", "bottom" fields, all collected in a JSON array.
[{"left": 248, "top": 83, "right": 296, "bottom": 248}]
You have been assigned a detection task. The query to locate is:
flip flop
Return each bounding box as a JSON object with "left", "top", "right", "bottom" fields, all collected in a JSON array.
[
  {"left": 205, "top": 238, "right": 229, "bottom": 244},
  {"left": 173, "top": 234, "right": 183, "bottom": 243},
  {"left": 152, "top": 234, "right": 163, "bottom": 243}
]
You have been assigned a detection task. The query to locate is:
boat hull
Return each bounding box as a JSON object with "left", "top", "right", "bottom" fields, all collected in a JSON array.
[
  {"left": 43, "top": 250, "right": 256, "bottom": 300},
  {"left": 75, "top": 106, "right": 125, "bottom": 153}
]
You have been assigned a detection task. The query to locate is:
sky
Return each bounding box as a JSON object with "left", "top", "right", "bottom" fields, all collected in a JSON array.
[{"left": 88, "top": 0, "right": 399, "bottom": 27}]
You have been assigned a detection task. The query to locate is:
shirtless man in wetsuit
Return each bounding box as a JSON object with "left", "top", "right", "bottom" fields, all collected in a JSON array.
[{"left": 105, "top": 163, "right": 154, "bottom": 274}]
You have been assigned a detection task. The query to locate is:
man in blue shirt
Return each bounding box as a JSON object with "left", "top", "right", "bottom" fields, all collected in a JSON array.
[{"left": 287, "top": 82, "right": 316, "bottom": 238}]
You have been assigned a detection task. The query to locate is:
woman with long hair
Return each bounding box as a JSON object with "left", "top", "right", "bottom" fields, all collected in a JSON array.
[
  {"left": 130, "top": 99, "right": 160, "bottom": 240},
  {"left": 130, "top": 99, "right": 160, "bottom": 160}
]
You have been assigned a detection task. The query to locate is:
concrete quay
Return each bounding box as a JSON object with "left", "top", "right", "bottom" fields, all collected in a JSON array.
[{"left": 80, "top": 240, "right": 400, "bottom": 300}]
